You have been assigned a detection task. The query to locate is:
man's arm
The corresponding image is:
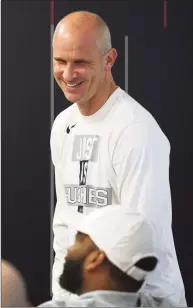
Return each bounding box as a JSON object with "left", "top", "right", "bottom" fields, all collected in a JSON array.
[
  {"left": 112, "top": 121, "right": 171, "bottom": 224},
  {"left": 52, "top": 167, "right": 70, "bottom": 299},
  {"left": 111, "top": 120, "right": 172, "bottom": 254},
  {"left": 111, "top": 120, "right": 186, "bottom": 301},
  {"left": 50, "top": 115, "right": 71, "bottom": 300}
]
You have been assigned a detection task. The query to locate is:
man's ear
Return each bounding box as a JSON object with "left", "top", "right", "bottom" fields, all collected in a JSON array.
[
  {"left": 84, "top": 250, "right": 106, "bottom": 272},
  {"left": 105, "top": 48, "right": 118, "bottom": 72}
]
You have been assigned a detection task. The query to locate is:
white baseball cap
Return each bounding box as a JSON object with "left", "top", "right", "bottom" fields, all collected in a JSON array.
[{"left": 66, "top": 205, "right": 158, "bottom": 281}]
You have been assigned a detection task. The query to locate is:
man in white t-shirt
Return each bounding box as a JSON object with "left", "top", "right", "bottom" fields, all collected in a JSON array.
[{"left": 51, "top": 10, "right": 186, "bottom": 305}]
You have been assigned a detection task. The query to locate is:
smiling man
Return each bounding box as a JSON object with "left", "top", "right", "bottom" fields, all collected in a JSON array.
[
  {"left": 52, "top": 11, "right": 117, "bottom": 115},
  {"left": 51, "top": 11, "right": 186, "bottom": 305}
]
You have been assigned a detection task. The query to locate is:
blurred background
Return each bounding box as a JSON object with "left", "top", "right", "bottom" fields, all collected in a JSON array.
[{"left": 2, "top": 0, "right": 193, "bottom": 306}]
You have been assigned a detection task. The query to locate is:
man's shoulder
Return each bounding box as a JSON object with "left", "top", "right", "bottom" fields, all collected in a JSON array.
[
  {"left": 52, "top": 103, "right": 77, "bottom": 132},
  {"left": 50, "top": 104, "right": 78, "bottom": 164},
  {"left": 114, "top": 88, "right": 157, "bottom": 128},
  {"left": 38, "top": 297, "right": 91, "bottom": 308},
  {"left": 111, "top": 88, "right": 170, "bottom": 146},
  {"left": 139, "top": 293, "right": 175, "bottom": 307},
  {"left": 38, "top": 292, "right": 175, "bottom": 308}
]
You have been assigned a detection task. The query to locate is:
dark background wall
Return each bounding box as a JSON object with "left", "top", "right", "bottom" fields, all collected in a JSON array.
[{"left": 2, "top": 0, "right": 193, "bottom": 306}]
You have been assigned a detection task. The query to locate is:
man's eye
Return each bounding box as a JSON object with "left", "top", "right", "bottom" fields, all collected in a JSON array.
[
  {"left": 75, "top": 61, "right": 86, "bottom": 64},
  {"left": 55, "top": 59, "right": 66, "bottom": 64}
]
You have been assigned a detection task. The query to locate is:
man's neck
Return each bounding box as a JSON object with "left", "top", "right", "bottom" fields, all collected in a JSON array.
[
  {"left": 78, "top": 281, "right": 130, "bottom": 296},
  {"left": 77, "top": 80, "right": 118, "bottom": 116}
]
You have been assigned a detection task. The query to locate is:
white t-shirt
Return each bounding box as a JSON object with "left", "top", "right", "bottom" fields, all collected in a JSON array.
[{"left": 51, "top": 87, "right": 186, "bottom": 305}]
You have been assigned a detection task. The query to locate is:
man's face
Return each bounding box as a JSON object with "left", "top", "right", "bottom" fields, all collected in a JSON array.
[
  {"left": 53, "top": 28, "right": 108, "bottom": 104},
  {"left": 59, "top": 232, "right": 96, "bottom": 295}
]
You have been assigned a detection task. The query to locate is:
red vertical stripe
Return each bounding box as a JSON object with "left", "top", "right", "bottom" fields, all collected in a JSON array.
[
  {"left": 50, "top": 0, "right": 54, "bottom": 25},
  {"left": 163, "top": 0, "right": 168, "bottom": 29}
]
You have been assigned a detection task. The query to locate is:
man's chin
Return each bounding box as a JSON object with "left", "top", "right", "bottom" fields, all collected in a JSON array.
[
  {"left": 63, "top": 92, "right": 82, "bottom": 104},
  {"left": 59, "top": 283, "right": 79, "bottom": 295},
  {"left": 59, "top": 257, "right": 84, "bottom": 295},
  {"left": 59, "top": 274, "right": 80, "bottom": 295}
]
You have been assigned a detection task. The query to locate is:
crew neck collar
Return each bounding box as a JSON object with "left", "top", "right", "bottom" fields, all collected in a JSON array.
[{"left": 75, "top": 87, "right": 122, "bottom": 124}]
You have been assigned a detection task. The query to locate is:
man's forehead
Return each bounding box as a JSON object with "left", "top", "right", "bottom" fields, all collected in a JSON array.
[
  {"left": 55, "top": 19, "right": 98, "bottom": 40},
  {"left": 53, "top": 27, "right": 99, "bottom": 52},
  {"left": 53, "top": 42, "right": 93, "bottom": 54},
  {"left": 53, "top": 43, "right": 99, "bottom": 62},
  {"left": 76, "top": 231, "right": 92, "bottom": 245},
  {"left": 76, "top": 231, "right": 88, "bottom": 239},
  {"left": 76, "top": 232, "right": 98, "bottom": 249}
]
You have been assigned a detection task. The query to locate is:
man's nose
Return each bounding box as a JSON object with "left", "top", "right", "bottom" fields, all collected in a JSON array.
[{"left": 62, "top": 63, "right": 78, "bottom": 82}]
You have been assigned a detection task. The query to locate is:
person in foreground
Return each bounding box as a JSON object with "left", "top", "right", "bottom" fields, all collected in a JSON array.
[
  {"left": 2, "top": 260, "right": 32, "bottom": 307},
  {"left": 51, "top": 10, "right": 186, "bottom": 305},
  {"left": 40, "top": 206, "right": 176, "bottom": 307}
]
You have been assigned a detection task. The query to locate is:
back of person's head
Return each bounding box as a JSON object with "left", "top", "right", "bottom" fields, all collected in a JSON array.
[
  {"left": 59, "top": 206, "right": 158, "bottom": 295},
  {"left": 2, "top": 260, "right": 32, "bottom": 307}
]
